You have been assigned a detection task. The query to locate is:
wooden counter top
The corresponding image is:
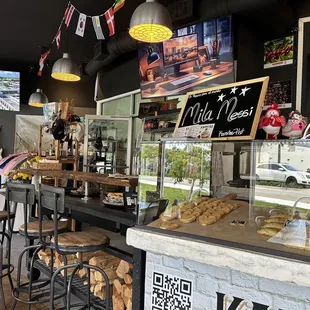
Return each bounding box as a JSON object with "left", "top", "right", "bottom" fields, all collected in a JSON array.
[{"left": 19, "top": 169, "right": 138, "bottom": 188}]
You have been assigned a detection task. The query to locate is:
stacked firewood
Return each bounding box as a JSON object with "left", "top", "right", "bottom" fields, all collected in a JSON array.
[
  {"left": 112, "top": 260, "right": 133, "bottom": 310},
  {"left": 38, "top": 249, "right": 133, "bottom": 308}
]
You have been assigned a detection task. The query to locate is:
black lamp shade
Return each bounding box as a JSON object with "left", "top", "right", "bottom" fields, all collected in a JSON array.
[{"left": 147, "top": 47, "right": 160, "bottom": 65}]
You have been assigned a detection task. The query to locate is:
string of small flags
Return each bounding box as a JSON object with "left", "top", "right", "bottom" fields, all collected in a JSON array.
[{"left": 38, "top": 0, "right": 125, "bottom": 76}]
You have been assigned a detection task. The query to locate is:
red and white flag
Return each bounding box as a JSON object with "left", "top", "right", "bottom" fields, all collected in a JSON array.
[
  {"left": 55, "top": 27, "right": 61, "bottom": 49},
  {"left": 104, "top": 8, "right": 115, "bottom": 36},
  {"left": 38, "top": 49, "right": 51, "bottom": 76},
  {"left": 76, "top": 13, "right": 87, "bottom": 37},
  {"left": 92, "top": 16, "right": 105, "bottom": 40},
  {"left": 64, "top": 4, "right": 75, "bottom": 28}
]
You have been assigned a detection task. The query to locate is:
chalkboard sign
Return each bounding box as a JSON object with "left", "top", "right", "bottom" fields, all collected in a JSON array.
[{"left": 174, "top": 77, "right": 269, "bottom": 140}]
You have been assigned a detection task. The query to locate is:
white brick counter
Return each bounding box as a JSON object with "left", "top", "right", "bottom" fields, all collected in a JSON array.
[{"left": 127, "top": 227, "right": 310, "bottom": 310}]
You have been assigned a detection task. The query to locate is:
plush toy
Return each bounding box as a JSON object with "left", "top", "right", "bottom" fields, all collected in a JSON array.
[
  {"left": 259, "top": 103, "right": 286, "bottom": 139},
  {"left": 282, "top": 110, "right": 307, "bottom": 139}
]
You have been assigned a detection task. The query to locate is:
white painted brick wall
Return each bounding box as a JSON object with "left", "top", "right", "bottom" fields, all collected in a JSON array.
[{"left": 145, "top": 251, "right": 310, "bottom": 310}]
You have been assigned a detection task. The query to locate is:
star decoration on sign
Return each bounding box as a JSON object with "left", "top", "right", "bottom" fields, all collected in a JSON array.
[
  {"left": 218, "top": 93, "right": 226, "bottom": 102},
  {"left": 240, "top": 86, "right": 251, "bottom": 96},
  {"left": 230, "top": 86, "right": 238, "bottom": 94}
]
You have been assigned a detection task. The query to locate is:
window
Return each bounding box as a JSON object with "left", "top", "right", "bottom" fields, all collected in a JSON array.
[
  {"left": 257, "top": 164, "right": 269, "bottom": 169},
  {"left": 282, "top": 164, "right": 298, "bottom": 171},
  {"left": 271, "top": 164, "right": 281, "bottom": 170}
]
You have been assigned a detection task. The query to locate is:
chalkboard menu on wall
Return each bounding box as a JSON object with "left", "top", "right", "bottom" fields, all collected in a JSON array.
[{"left": 174, "top": 77, "right": 269, "bottom": 140}]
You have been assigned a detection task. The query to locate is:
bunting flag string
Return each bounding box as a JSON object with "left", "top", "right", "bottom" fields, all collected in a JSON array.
[{"left": 37, "top": 0, "right": 125, "bottom": 76}]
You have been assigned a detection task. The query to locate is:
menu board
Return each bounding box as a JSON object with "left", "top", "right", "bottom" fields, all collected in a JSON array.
[{"left": 174, "top": 77, "right": 269, "bottom": 140}]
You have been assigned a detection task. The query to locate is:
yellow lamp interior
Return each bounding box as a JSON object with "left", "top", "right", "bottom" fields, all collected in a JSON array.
[
  {"left": 129, "top": 23, "right": 172, "bottom": 43},
  {"left": 51, "top": 72, "right": 81, "bottom": 82},
  {"left": 28, "top": 102, "right": 44, "bottom": 107}
]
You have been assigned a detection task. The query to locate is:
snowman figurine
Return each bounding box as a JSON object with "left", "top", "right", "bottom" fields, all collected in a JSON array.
[
  {"left": 259, "top": 103, "right": 286, "bottom": 140},
  {"left": 282, "top": 110, "right": 307, "bottom": 139}
]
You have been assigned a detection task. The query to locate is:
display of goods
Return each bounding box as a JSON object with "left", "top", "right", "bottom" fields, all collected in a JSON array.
[
  {"left": 256, "top": 211, "right": 291, "bottom": 237},
  {"left": 159, "top": 196, "right": 241, "bottom": 229}
]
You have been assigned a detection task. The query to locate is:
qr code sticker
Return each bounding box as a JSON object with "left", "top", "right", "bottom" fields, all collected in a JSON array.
[{"left": 152, "top": 271, "right": 193, "bottom": 310}]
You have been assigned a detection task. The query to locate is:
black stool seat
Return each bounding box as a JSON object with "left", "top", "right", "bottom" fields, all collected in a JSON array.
[{"left": 19, "top": 220, "right": 68, "bottom": 236}]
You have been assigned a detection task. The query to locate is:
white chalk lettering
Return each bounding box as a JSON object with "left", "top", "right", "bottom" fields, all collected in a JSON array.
[{"left": 218, "top": 128, "right": 245, "bottom": 137}]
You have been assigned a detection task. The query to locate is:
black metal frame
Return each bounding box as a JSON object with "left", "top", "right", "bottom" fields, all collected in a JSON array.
[
  {"left": 39, "top": 184, "right": 112, "bottom": 310},
  {"left": 0, "top": 232, "right": 14, "bottom": 309}
]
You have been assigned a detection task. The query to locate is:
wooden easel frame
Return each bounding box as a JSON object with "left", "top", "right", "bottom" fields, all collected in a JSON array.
[{"left": 174, "top": 76, "right": 270, "bottom": 141}]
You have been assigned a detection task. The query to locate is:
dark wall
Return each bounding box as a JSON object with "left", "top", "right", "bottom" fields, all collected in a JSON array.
[
  {"left": 0, "top": 105, "right": 43, "bottom": 156},
  {"left": 97, "top": 53, "right": 140, "bottom": 100},
  {"left": 34, "top": 71, "right": 97, "bottom": 108},
  {"left": 97, "top": 1, "right": 304, "bottom": 107},
  {"left": 0, "top": 63, "right": 97, "bottom": 156}
]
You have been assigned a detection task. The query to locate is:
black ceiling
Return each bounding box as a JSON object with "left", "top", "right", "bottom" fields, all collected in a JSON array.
[
  {"left": 0, "top": 0, "right": 306, "bottom": 70},
  {"left": 0, "top": 0, "right": 146, "bottom": 66}
]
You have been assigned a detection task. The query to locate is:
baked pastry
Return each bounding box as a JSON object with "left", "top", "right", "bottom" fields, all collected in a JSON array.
[
  {"left": 160, "top": 221, "right": 180, "bottom": 230},
  {"left": 180, "top": 214, "right": 196, "bottom": 223},
  {"left": 160, "top": 212, "right": 177, "bottom": 222},
  {"left": 257, "top": 228, "right": 279, "bottom": 237},
  {"left": 197, "top": 215, "right": 217, "bottom": 226},
  {"left": 265, "top": 218, "right": 286, "bottom": 224},
  {"left": 269, "top": 214, "right": 289, "bottom": 220},
  {"left": 262, "top": 223, "right": 284, "bottom": 230},
  {"left": 106, "top": 192, "right": 123, "bottom": 204}
]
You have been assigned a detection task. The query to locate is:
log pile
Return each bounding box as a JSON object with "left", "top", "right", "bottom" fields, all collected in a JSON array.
[
  {"left": 112, "top": 260, "right": 133, "bottom": 310},
  {"left": 38, "top": 249, "right": 133, "bottom": 308}
]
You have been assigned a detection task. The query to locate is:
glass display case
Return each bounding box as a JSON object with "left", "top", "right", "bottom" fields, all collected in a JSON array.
[
  {"left": 83, "top": 116, "right": 133, "bottom": 175},
  {"left": 137, "top": 139, "right": 310, "bottom": 260}
]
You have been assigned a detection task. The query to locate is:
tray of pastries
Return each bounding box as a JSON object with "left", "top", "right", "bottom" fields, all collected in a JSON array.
[{"left": 158, "top": 194, "right": 242, "bottom": 230}]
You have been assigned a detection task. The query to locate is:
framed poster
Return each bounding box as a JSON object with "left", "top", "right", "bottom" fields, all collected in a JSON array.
[
  {"left": 264, "top": 36, "right": 294, "bottom": 69},
  {"left": 263, "top": 80, "right": 292, "bottom": 110},
  {"left": 174, "top": 77, "right": 269, "bottom": 140}
]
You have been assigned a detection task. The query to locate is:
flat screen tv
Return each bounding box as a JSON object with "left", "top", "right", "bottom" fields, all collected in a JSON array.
[
  {"left": 0, "top": 70, "right": 20, "bottom": 111},
  {"left": 137, "top": 16, "right": 234, "bottom": 99}
]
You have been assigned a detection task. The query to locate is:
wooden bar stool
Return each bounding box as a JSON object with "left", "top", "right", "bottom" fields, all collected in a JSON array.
[
  {"left": 38, "top": 184, "right": 111, "bottom": 310},
  {"left": 8, "top": 182, "right": 68, "bottom": 309}
]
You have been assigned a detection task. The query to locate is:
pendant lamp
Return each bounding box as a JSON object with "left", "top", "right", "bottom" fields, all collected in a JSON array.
[
  {"left": 129, "top": 0, "right": 173, "bottom": 43},
  {"left": 51, "top": 53, "right": 81, "bottom": 82},
  {"left": 28, "top": 89, "right": 48, "bottom": 107}
]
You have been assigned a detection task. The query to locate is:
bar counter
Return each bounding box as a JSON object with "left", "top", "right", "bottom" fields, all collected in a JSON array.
[{"left": 127, "top": 226, "right": 310, "bottom": 309}]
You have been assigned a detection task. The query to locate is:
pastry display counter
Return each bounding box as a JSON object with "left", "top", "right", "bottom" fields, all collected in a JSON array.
[{"left": 136, "top": 139, "right": 310, "bottom": 261}]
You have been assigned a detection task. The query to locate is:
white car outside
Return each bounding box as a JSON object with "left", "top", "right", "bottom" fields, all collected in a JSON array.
[{"left": 256, "top": 163, "right": 310, "bottom": 186}]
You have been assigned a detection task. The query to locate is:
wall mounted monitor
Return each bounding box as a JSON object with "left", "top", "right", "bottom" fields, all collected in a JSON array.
[
  {"left": 0, "top": 70, "right": 20, "bottom": 111},
  {"left": 137, "top": 16, "right": 234, "bottom": 99}
]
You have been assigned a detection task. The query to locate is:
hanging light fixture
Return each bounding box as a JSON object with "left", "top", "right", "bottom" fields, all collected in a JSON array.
[
  {"left": 51, "top": 53, "right": 81, "bottom": 82},
  {"left": 129, "top": 0, "right": 173, "bottom": 43},
  {"left": 28, "top": 89, "right": 48, "bottom": 107}
]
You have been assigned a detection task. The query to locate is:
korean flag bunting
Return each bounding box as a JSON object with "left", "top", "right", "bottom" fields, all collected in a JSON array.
[{"left": 76, "top": 13, "right": 87, "bottom": 37}]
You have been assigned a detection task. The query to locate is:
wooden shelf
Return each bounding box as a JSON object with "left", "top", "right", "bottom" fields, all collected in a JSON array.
[
  {"left": 19, "top": 169, "right": 138, "bottom": 188},
  {"left": 144, "top": 127, "right": 175, "bottom": 134},
  {"left": 141, "top": 109, "right": 181, "bottom": 121}
]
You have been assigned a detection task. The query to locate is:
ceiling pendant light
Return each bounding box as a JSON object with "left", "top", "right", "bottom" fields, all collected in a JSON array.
[
  {"left": 28, "top": 89, "right": 48, "bottom": 107},
  {"left": 51, "top": 53, "right": 81, "bottom": 82},
  {"left": 129, "top": 0, "right": 173, "bottom": 43}
]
